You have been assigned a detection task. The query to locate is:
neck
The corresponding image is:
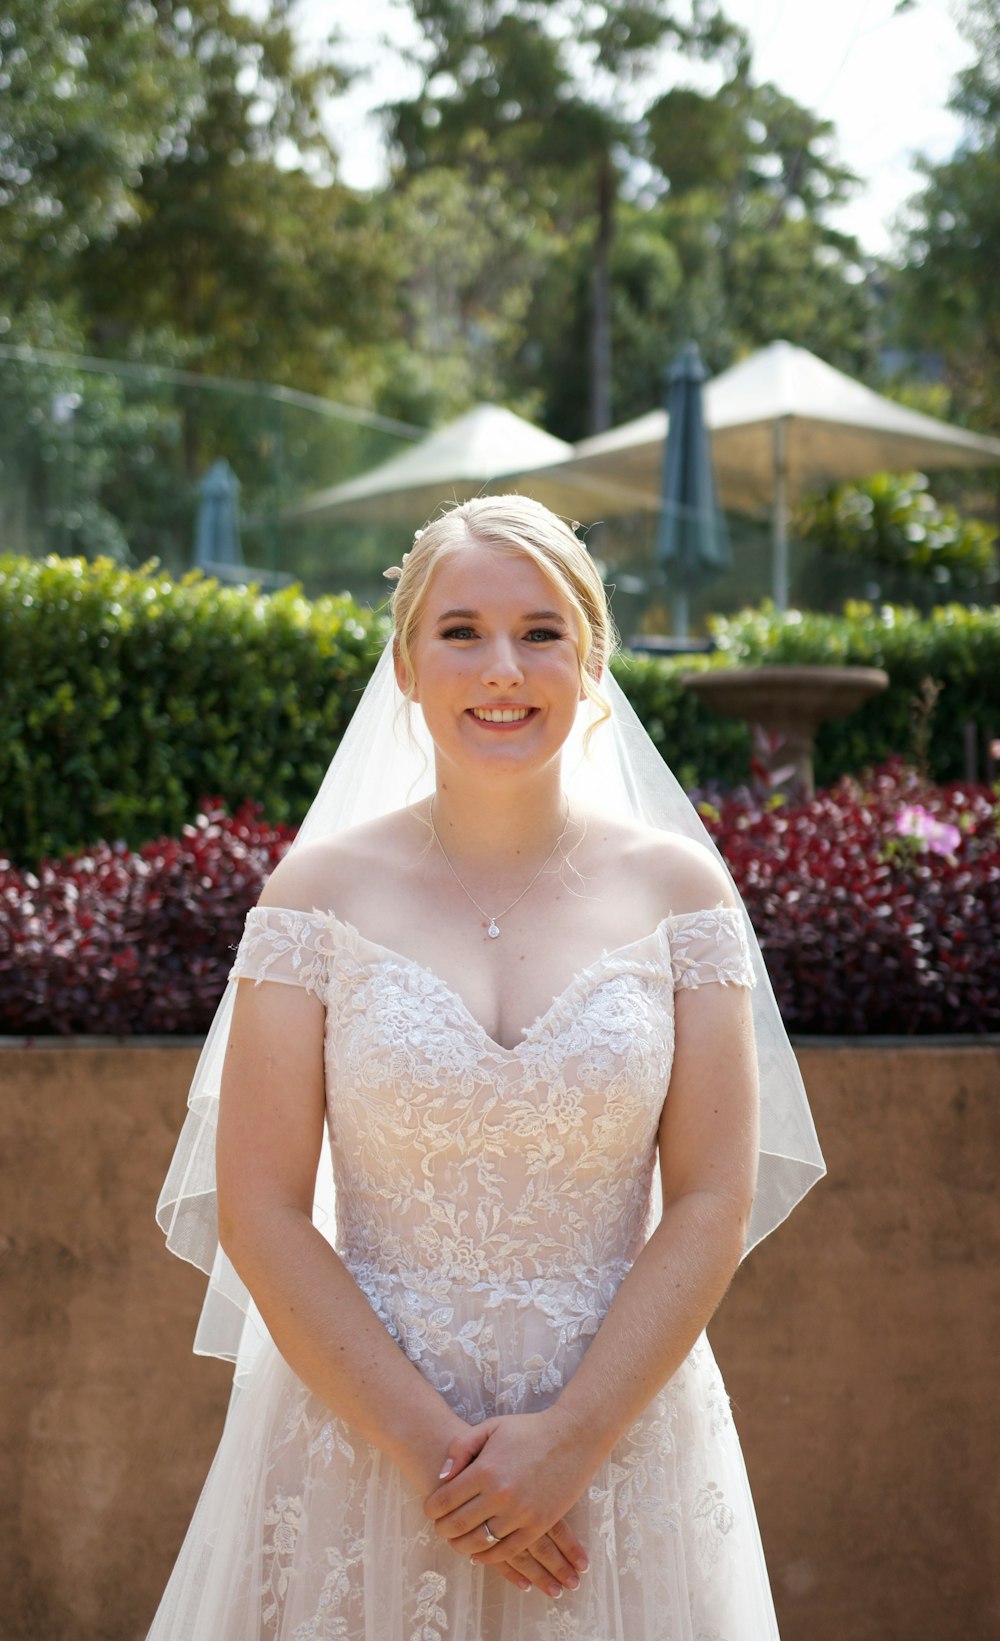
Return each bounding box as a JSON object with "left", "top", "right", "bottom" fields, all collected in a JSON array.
[{"left": 428, "top": 766, "right": 568, "bottom": 868}]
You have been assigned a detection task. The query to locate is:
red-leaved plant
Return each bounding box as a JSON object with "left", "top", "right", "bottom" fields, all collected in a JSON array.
[
  {"left": 2, "top": 763, "right": 998, "bottom": 1036},
  {"left": 0, "top": 801, "right": 293, "bottom": 1035},
  {"left": 698, "top": 761, "right": 1000, "bottom": 1034}
]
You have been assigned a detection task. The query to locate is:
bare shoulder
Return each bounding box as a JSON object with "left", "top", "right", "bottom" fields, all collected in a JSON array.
[
  {"left": 583, "top": 809, "right": 736, "bottom": 920},
  {"left": 257, "top": 807, "right": 420, "bottom": 915}
]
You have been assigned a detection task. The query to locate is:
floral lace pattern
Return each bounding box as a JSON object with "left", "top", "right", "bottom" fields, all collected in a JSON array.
[{"left": 148, "top": 903, "right": 774, "bottom": 1641}]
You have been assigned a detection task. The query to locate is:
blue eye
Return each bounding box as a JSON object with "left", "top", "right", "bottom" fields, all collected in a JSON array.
[
  {"left": 526, "top": 628, "right": 563, "bottom": 642},
  {"left": 441, "top": 626, "right": 476, "bottom": 640}
]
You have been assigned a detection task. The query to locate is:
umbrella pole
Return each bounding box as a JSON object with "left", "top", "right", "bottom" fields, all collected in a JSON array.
[
  {"left": 673, "top": 584, "right": 690, "bottom": 639},
  {"left": 772, "top": 417, "right": 789, "bottom": 612}
]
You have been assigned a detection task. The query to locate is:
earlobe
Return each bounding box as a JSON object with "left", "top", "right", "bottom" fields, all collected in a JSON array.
[
  {"left": 580, "top": 661, "right": 603, "bottom": 699},
  {"left": 393, "top": 647, "right": 419, "bottom": 703}
]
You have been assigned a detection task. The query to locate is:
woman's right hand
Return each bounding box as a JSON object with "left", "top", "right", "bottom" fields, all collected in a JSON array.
[{"left": 434, "top": 1443, "right": 588, "bottom": 1600}]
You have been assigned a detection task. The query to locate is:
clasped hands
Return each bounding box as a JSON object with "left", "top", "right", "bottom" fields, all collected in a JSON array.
[{"left": 422, "top": 1410, "right": 594, "bottom": 1600}]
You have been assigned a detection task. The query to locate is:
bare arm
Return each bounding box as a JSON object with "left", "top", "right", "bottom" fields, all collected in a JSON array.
[
  {"left": 425, "top": 970, "right": 759, "bottom": 1564},
  {"left": 216, "top": 972, "right": 465, "bottom": 1495},
  {"left": 216, "top": 898, "right": 587, "bottom": 1596}
]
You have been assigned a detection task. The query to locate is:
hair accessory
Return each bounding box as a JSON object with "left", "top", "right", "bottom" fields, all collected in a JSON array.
[{"left": 382, "top": 550, "right": 413, "bottom": 582}]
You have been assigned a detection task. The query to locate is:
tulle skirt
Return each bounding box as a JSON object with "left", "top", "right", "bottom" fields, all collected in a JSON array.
[{"left": 148, "top": 1272, "right": 779, "bottom": 1640}]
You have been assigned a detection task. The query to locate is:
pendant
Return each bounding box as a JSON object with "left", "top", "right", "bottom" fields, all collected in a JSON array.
[{"left": 487, "top": 919, "right": 501, "bottom": 939}]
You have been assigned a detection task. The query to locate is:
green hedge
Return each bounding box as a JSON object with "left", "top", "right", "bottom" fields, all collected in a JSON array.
[
  {"left": 709, "top": 601, "right": 1000, "bottom": 789},
  {"left": 0, "top": 555, "right": 386, "bottom": 864},
  {"left": 610, "top": 651, "right": 752, "bottom": 790},
  {"left": 3, "top": 556, "right": 999, "bottom": 866}
]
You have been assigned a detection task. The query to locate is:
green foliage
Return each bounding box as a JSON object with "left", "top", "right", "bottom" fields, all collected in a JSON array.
[
  {"left": 0, "top": 555, "right": 385, "bottom": 864},
  {"left": 610, "top": 651, "right": 752, "bottom": 789},
  {"left": 386, "top": 1, "right": 746, "bottom": 432},
  {"left": 1, "top": 0, "right": 887, "bottom": 446},
  {"left": 6, "top": 555, "right": 1000, "bottom": 865},
  {"left": 647, "top": 71, "right": 872, "bottom": 380},
  {"left": 1, "top": 1, "right": 393, "bottom": 411},
  {"left": 0, "top": 0, "right": 197, "bottom": 296},
  {"left": 896, "top": 0, "right": 1000, "bottom": 434},
  {"left": 711, "top": 601, "right": 1000, "bottom": 787},
  {"left": 797, "top": 471, "right": 998, "bottom": 603},
  {"left": 369, "top": 167, "right": 550, "bottom": 428}
]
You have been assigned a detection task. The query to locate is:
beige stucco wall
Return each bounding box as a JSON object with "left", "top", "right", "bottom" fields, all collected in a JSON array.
[{"left": 1, "top": 1040, "right": 998, "bottom": 1640}]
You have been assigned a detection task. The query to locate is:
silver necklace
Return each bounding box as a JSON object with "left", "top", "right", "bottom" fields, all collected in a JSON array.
[{"left": 429, "top": 800, "right": 571, "bottom": 939}]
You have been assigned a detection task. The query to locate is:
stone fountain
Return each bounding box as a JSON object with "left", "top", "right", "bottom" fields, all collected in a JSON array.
[{"left": 682, "top": 665, "right": 889, "bottom": 798}]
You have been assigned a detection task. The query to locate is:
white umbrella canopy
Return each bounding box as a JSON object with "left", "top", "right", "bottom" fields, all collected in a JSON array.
[
  {"left": 539, "top": 341, "right": 1000, "bottom": 606},
  {"left": 289, "top": 402, "right": 653, "bottom": 526},
  {"left": 565, "top": 341, "right": 1000, "bottom": 504}
]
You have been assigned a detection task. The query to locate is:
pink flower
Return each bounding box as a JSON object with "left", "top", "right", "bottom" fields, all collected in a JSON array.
[{"left": 894, "top": 805, "right": 961, "bottom": 856}]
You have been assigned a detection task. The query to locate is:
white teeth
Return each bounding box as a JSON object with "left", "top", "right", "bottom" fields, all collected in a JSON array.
[{"left": 472, "top": 707, "right": 531, "bottom": 723}]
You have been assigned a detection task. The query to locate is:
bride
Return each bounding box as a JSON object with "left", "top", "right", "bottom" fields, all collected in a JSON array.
[{"left": 149, "top": 495, "right": 823, "bottom": 1639}]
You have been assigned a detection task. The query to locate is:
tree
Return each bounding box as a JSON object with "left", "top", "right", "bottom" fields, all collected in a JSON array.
[
  {"left": 71, "top": 2, "right": 377, "bottom": 389},
  {"left": 385, "top": 6, "right": 876, "bottom": 435},
  {"left": 647, "top": 70, "right": 872, "bottom": 376},
  {"left": 1, "top": 2, "right": 396, "bottom": 412},
  {"left": 896, "top": 0, "right": 1000, "bottom": 436},
  {"left": 0, "top": 0, "right": 197, "bottom": 303},
  {"left": 364, "top": 164, "right": 551, "bottom": 426},
  {"left": 385, "top": 0, "right": 741, "bottom": 432}
]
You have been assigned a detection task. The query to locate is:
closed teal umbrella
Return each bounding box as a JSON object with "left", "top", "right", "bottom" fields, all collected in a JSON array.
[
  {"left": 654, "top": 343, "right": 731, "bottom": 636},
  {"left": 194, "top": 458, "right": 242, "bottom": 574}
]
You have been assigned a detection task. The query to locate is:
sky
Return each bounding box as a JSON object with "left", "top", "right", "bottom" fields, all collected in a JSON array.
[{"left": 284, "top": 0, "right": 975, "bottom": 257}]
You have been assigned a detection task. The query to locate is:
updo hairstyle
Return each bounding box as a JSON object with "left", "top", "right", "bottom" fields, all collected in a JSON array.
[{"left": 389, "top": 495, "right": 618, "bottom": 732}]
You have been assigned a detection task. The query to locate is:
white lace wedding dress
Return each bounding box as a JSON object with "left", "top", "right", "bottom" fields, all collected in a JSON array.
[{"left": 148, "top": 902, "right": 780, "bottom": 1641}]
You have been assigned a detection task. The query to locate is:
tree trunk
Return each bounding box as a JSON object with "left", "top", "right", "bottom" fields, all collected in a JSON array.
[{"left": 589, "top": 153, "right": 615, "bottom": 434}]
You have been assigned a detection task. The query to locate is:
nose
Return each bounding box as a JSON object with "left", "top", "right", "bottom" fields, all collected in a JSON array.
[{"left": 480, "top": 636, "right": 525, "bottom": 689}]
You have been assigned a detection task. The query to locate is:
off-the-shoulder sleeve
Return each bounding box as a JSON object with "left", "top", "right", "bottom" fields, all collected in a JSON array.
[
  {"left": 666, "top": 905, "right": 757, "bottom": 992},
  {"left": 228, "top": 905, "right": 335, "bottom": 999}
]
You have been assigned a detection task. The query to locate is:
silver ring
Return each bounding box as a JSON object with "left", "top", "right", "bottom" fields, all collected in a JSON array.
[{"left": 482, "top": 1521, "right": 499, "bottom": 1545}]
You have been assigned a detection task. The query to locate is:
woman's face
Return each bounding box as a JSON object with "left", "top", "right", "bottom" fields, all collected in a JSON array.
[{"left": 398, "top": 539, "right": 586, "bottom": 782}]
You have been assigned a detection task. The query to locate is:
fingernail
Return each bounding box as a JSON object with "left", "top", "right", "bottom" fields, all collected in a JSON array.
[
  {"left": 438, "top": 1458, "right": 454, "bottom": 1479},
  {"left": 566, "top": 1575, "right": 580, "bottom": 1590},
  {"left": 576, "top": 1557, "right": 589, "bottom": 1573},
  {"left": 549, "top": 1587, "right": 562, "bottom": 1599}
]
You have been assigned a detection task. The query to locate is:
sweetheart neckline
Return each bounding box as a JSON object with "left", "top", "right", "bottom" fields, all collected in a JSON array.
[{"left": 259, "top": 904, "right": 733, "bottom": 1057}]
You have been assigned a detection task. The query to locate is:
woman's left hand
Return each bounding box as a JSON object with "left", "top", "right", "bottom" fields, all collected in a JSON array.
[{"left": 423, "top": 1411, "right": 598, "bottom": 1565}]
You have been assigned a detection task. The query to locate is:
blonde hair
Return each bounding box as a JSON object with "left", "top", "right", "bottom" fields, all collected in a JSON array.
[{"left": 390, "top": 495, "right": 618, "bottom": 735}]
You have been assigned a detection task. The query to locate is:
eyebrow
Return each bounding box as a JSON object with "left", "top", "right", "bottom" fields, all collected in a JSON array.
[{"left": 435, "top": 607, "right": 568, "bottom": 623}]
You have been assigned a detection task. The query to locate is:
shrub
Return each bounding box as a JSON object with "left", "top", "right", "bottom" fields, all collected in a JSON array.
[
  {"left": 610, "top": 651, "right": 751, "bottom": 790},
  {"left": 0, "top": 800, "right": 291, "bottom": 1035},
  {"left": 699, "top": 761, "right": 1000, "bottom": 1035},
  {"left": 709, "top": 602, "right": 1000, "bottom": 788},
  {"left": 0, "top": 554, "right": 386, "bottom": 865},
  {"left": 796, "top": 471, "right": 997, "bottom": 599},
  {"left": 5, "top": 555, "right": 1000, "bottom": 868},
  {"left": 3, "top": 766, "right": 998, "bottom": 1036}
]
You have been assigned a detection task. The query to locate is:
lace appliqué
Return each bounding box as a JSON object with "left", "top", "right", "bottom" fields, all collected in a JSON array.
[
  {"left": 228, "top": 905, "right": 339, "bottom": 998},
  {"left": 667, "top": 907, "right": 757, "bottom": 993},
  {"left": 261, "top": 1492, "right": 306, "bottom": 1632}
]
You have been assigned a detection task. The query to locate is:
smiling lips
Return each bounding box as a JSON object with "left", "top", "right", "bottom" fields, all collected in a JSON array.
[{"left": 469, "top": 706, "right": 536, "bottom": 724}]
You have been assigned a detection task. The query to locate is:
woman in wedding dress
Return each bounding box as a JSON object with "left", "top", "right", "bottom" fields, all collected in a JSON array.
[{"left": 149, "top": 495, "right": 824, "bottom": 1640}]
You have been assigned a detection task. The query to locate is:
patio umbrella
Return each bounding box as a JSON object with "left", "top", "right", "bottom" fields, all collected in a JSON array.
[
  {"left": 538, "top": 341, "right": 1000, "bottom": 608},
  {"left": 655, "top": 343, "right": 730, "bottom": 636},
  {"left": 288, "top": 403, "right": 654, "bottom": 527},
  {"left": 194, "top": 458, "right": 242, "bottom": 572}
]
